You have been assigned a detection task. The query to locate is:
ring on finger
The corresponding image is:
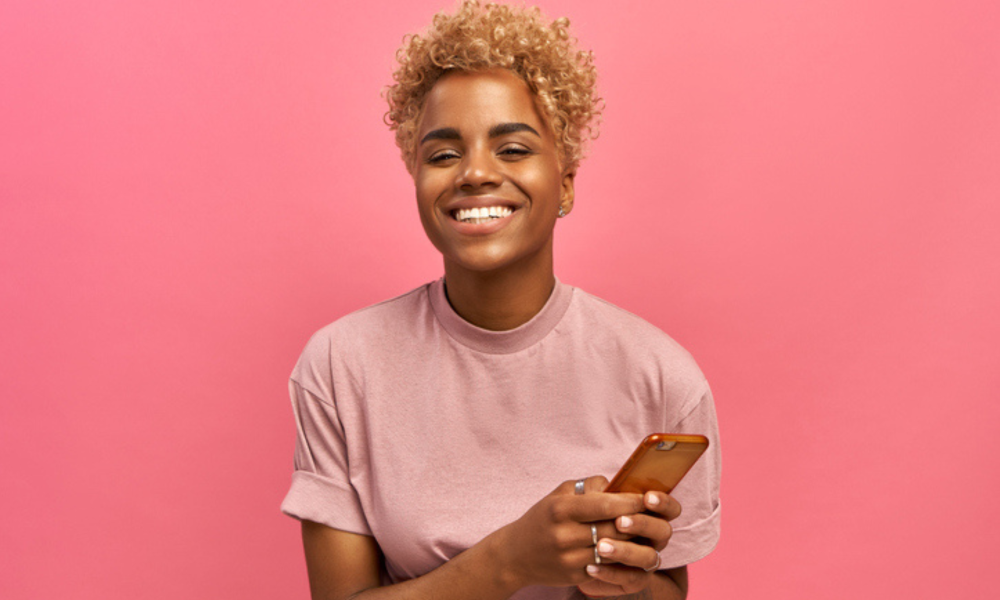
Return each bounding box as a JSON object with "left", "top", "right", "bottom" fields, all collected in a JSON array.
[
  {"left": 575, "top": 479, "right": 586, "bottom": 495},
  {"left": 594, "top": 545, "right": 602, "bottom": 565},
  {"left": 644, "top": 552, "right": 662, "bottom": 573},
  {"left": 590, "top": 523, "right": 598, "bottom": 545}
]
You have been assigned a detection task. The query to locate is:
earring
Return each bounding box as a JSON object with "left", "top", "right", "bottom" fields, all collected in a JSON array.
[{"left": 558, "top": 206, "right": 567, "bottom": 218}]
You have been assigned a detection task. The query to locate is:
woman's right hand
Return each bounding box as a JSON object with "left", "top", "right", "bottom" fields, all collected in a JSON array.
[{"left": 489, "top": 476, "right": 646, "bottom": 589}]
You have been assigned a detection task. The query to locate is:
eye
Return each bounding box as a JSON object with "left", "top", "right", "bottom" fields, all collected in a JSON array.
[
  {"left": 427, "top": 150, "right": 460, "bottom": 164},
  {"left": 498, "top": 145, "right": 532, "bottom": 160}
]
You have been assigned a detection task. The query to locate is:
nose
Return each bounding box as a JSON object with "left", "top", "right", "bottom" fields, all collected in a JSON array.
[{"left": 455, "top": 147, "right": 502, "bottom": 190}]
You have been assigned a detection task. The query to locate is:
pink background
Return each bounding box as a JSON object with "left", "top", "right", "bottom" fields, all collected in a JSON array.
[{"left": 2, "top": 0, "right": 998, "bottom": 598}]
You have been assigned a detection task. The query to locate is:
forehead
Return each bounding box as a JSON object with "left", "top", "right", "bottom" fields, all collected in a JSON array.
[{"left": 418, "top": 69, "right": 550, "bottom": 137}]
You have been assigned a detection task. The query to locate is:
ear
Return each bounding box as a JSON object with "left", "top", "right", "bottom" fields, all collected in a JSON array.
[{"left": 559, "top": 169, "right": 576, "bottom": 216}]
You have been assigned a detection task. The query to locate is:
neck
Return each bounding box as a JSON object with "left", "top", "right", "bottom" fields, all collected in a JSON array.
[{"left": 443, "top": 253, "right": 556, "bottom": 331}]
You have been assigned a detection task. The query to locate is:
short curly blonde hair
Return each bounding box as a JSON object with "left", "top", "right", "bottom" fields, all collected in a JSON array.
[{"left": 385, "top": 0, "right": 601, "bottom": 173}]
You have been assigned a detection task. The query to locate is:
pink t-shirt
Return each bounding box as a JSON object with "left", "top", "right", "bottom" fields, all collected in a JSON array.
[{"left": 282, "top": 279, "right": 721, "bottom": 598}]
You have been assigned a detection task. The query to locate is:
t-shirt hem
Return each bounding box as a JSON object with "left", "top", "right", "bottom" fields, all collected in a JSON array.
[
  {"left": 657, "top": 501, "right": 721, "bottom": 570},
  {"left": 280, "top": 470, "right": 372, "bottom": 536}
]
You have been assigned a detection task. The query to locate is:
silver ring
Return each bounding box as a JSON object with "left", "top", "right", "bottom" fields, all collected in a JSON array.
[
  {"left": 594, "top": 545, "right": 602, "bottom": 565},
  {"left": 590, "top": 523, "right": 598, "bottom": 546},
  {"left": 575, "top": 479, "right": 586, "bottom": 495},
  {"left": 644, "top": 553, "right": 662, "bottom": 573}
]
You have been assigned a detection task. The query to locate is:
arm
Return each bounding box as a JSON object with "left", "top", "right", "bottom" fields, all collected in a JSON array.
[
  {"left": 301, "top": 523, "right": 381, "bottom": 599},
  {"left": 299, "top": 478, "right": 650, "bottom": 600},
  {"left": 657, "top": 567, "right": 689, "bottom": 600},
  {"left": 301, "top": 520, "right": 517, "bottom": 600}
]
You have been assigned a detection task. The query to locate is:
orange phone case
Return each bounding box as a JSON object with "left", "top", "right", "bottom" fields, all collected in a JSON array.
[{"left": 604, "top": 434, "right": 709, "bottom": 494}]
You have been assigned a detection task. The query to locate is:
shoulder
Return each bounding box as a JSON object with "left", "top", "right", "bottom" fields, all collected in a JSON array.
[
  {"left": 311, "top": 284, "right": 429, "bottom": 343},
  {"left": 291, "top": 283, "right": 432, "bottom": 388},
  {"left": 568, "top": 287, "right": 697, "bottom": 359},
  {"left": 565, "top": 286, "right": 708, "bottom": 388}
]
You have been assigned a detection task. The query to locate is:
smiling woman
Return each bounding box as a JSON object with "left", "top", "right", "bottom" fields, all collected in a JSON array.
[
  {"left": 415, "top": 69, "right": 572, "bottom": 327},
  {"left": 280, "top": 2, "right": 721, "bottom": 599}
]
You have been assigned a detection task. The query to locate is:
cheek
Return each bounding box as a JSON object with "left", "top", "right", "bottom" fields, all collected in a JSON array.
[
  {"left": 519, "top": 156, "right": 563, "bottom": 191},
  {"left": 415, "top": 170, "right": 450, "bottom": 206},
  {"left": 414, "top": 183, "right": 435, "bottom": 218},
  {"left": 413, "top": 176, "right": 447, "bottom": 242},
  {"left": 517, "top": 169, "right": 563, "bottom": 205}
]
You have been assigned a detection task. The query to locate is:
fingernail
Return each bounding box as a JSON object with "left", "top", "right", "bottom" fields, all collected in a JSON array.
[
  {"left": 598, "top": 541, "right": 614, "bottom": 555},
  {"left": 586, "top": 564, "right": 600, "bottom": 575},
  {"left": 647, "top": 493, "right": 660, "bottom": 506},
  {"left": 619, "top": 516, "right": 633, "bottom": 529}
]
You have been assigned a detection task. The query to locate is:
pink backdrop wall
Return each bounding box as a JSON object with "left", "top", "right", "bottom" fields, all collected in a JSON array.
[{"left": 2, "top": 0, "right": 997, "bottom": 598}]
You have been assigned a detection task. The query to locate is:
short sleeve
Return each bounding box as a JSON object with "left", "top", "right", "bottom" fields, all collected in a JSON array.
[
  {"left": 657, "top": 386, "right": 721, "bottom": 569},
  {"left": 280, "top": 378, "right": 372, "bottom": 535}
]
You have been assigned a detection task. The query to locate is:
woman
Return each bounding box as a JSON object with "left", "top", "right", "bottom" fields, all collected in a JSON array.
[{"left": 281, "top": 2, "right": 720, "bottom": 599}]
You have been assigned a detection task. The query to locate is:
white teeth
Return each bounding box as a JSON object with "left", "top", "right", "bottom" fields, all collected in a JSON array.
[{"left": 455, "top": 206, "right": 513, "bottom": 223}]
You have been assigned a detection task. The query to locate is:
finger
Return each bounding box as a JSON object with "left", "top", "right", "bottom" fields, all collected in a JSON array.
[
  {"left": 577, "top": 520, "right": 631, "bottom": 548},
  {"left": 559, "top": 493, "right": 645, "bottom": 523},
  {"left": 595, "top": 538, "right": 661, "bottom": 571},
  {"left": 558, "top": 479, "right": 581, "bottom": 495},
  {"left": 644, "top": 491, "right": 682, "bottom": 521},
  {"left": 561, "top": 476, "right": 611, "bottom": 497},
  {"left": 584, "top": 475, "right": 610, "bottom": 494},
  {"left": 584, "top": 563, "right": 654, "bottom": 595},
  {"left": 615, "top": 513, "right": 672, "bottom": 551}
]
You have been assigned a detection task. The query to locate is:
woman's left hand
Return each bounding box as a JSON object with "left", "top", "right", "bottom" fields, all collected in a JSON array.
[{"left": 576, "top": 490, "right": 682, "bottom": 597}]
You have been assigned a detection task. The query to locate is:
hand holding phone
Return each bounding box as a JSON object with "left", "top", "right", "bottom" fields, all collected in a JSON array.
[{"left": 572, "top": 434, "right": 706, "bottom": 596}]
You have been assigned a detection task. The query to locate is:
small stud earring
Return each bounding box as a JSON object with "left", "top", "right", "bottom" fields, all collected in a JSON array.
[{"left": 558, "top": 206, "right": 567, "bottom": 218}]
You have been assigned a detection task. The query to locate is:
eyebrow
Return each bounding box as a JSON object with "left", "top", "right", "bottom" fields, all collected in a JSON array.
[
  {"left": 419, "top": 122, "right": 541, "bottom": 145},
  {"left": 489, "top": 122, "right": 540, "bottom": 138}
]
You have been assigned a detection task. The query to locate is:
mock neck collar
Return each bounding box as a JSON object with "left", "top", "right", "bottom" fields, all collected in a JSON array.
[{"left": 428, "top": 277, "right": 573, "bottom": 354}]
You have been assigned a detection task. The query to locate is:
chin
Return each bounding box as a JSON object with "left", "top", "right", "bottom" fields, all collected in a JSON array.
[{"left": 448, "top": 255, "right": 517, "bottom": 274}]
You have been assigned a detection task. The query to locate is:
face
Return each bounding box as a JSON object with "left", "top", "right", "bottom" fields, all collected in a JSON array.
[{"left": 413, "top": 69, "right": 574, "bottom": 276}]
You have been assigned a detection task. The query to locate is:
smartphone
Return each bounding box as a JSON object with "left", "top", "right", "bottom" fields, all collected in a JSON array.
[{"left": 604, "top": 434, "right": 709, "bottom": 494}]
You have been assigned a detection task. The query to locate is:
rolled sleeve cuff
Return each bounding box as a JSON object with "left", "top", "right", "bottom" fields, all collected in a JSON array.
[
  {"left": 280, "top": 470, "right": 372, "bottom": 536},
  {"left": 658, "top": 500, "right": 721, "bottom": 570}
]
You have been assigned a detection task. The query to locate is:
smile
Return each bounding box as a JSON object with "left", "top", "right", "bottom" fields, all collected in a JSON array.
[{"left": 452, "top": 206, "right": 514, "bottom": 224}]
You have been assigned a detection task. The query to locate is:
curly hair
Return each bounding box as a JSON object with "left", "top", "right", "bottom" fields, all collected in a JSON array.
[{"left": 385, "top": 0, "right": 601, "bottom": 173}]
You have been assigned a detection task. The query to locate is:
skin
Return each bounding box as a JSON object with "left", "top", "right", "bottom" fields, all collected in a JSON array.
[{"left": 301, "top": 69, "right": 689, "bottom": 600}]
